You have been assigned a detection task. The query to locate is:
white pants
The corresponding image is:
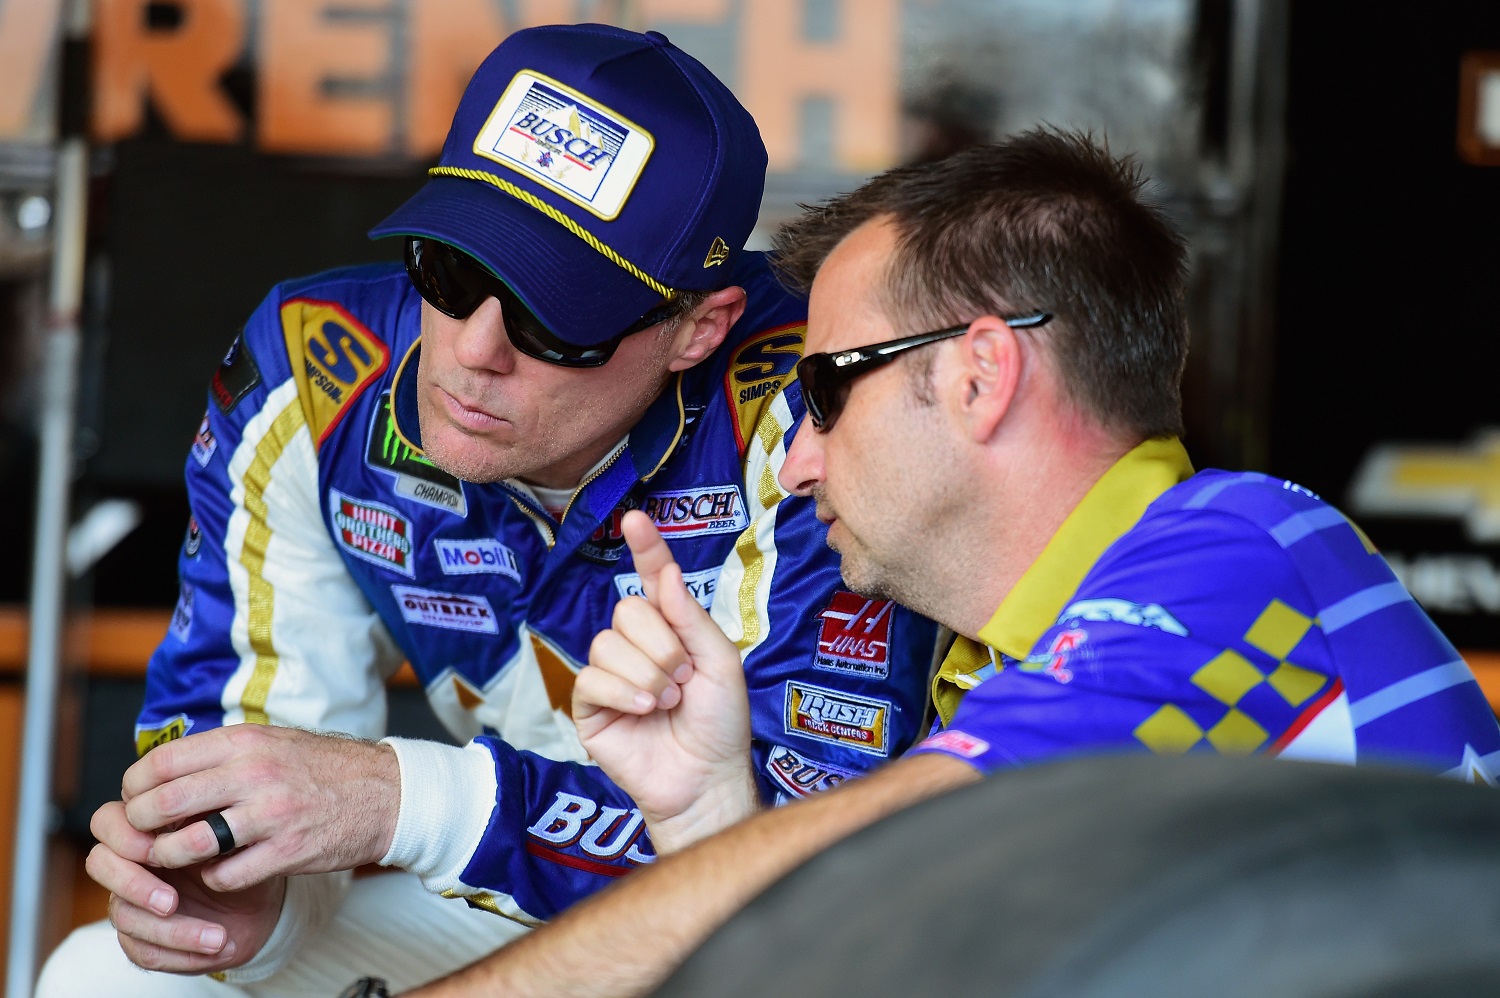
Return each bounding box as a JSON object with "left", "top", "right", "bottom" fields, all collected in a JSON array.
[{"left": 34, "top": 872, "right": 529, "bottom": 997}]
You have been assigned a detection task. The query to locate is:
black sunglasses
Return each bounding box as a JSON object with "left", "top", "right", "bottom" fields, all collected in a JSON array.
[
  {"left": 404, "top": 237, "right": 681, "bottom": 368},
  {"left": 796, "top": 312, "right": 1053, "bottom": 431}
]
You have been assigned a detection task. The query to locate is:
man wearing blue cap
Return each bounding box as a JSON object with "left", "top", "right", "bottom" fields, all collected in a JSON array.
[{"left": 43, "top": 24, "right": 937, "bottom": 996}]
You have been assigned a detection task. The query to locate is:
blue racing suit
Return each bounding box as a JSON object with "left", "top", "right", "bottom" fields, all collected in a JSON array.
[{"left": 137, "top": 251, "right": 939, "bottom": 926}]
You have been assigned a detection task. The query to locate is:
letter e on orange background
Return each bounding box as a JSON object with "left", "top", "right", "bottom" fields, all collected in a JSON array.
[
  {"left": 92, "top": 0, "right": 245, "bottom": 143},
  {"left": 259, "top": 0, "right": 394, "bottom": 155},
  {"left": 408, "top": 0, "right": 507, "bottom": 157},
  {"left": 740, "top": 0, "right": 899, "bottom": 172}
]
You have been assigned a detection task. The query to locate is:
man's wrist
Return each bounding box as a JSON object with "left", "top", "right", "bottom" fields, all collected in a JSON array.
[{"left": 644, "top": 768, "right": 761, "bottom": 854}]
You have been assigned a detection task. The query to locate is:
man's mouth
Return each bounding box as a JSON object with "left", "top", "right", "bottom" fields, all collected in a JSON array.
[{"left": 440, "top": 388, "right": 506, "bottom": 429}]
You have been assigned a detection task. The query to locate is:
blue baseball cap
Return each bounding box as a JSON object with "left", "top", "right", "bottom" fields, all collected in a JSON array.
[{"left": 370, "top": 23, "right": 767, "bottom": 347}]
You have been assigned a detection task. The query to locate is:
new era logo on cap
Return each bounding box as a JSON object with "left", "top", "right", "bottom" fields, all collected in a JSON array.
[{"left": 475, "top": 71, "right": 654, "bottom": 221}]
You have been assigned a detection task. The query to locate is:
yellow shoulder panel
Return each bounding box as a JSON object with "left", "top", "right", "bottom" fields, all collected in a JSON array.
[
  {"left": 280, "top": 298, "right": 391, "bottom": 447},
  {"left": 724, "top": 322, "right": 805, "bottom": 455}
]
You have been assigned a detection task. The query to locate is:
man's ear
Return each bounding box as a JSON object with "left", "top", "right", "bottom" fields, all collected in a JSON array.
[
  {"left": 666, "top": 286, "right": 746, "bottom": 372},
  {"left": 956, "top": 317, "right": 1025, "bottom": 443}
]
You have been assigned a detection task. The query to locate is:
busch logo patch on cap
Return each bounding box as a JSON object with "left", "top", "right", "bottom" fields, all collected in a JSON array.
[
  {"left": 784, "top": 681, "right": 891, "bottom": 757},
  {"left": 435, "top": 537, "right": 522, "bottom": 583},
  {"left": 815, "top": 592, "right": 893, "bottom": 680},
  {"left": 330, "top": 491, "right": 414, "bottom": 576},
  {"left": 391, "top": 585, "right": 498, "bottom": 634},
  {"left": 474, "top": 70, "right": 654, "bottom": 220},
  {"left": 641, "top": 485, "right": 748, "bottom": 538}
]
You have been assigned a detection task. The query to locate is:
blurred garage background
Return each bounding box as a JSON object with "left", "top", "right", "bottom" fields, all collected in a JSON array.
[{"left": 1, "top": 0, "right": 1499, "bottom": 991}]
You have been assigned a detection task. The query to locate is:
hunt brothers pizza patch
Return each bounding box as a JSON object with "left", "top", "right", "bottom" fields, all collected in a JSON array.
[{"left": 330, "top": 490, "right": 414, "bottom": 576}]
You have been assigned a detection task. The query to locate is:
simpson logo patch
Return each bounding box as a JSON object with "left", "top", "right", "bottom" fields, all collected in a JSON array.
[
  {"left": 815, "top": 592, "right": 894, "bottom": 680},
  {"left": 210, "top": 333, "right": 260, "bottom": 414},
  {"left": 765, "top": 745, "right": 856, "bottom": 800},
  {"left": 330, "top": 491, "right": 415, "bottom": 576},
  {"left": 366, "top": 392, "right": 467, "bottom": 516},
  {"left": 392, "top": 585, "right": 498, "bottom": 633},
  {"left": 725, "top": 325, "right": 804, "bottom": 454},
  {"left": 474, "top": 70, "right": 654, "bottom": 220},
  {"left": 922, "top": 729, "right": 991, "bottom": 759},
  {"left": 282, "top": 299, "right": 390, "bottom": 444},
  {"left": 191, "top": 411, "right": 218, "bottom": 468},
  {"left": 435, "top": 537, "right": 522, "bottom": 583},
  {"left": 784, "top": 681, "right": 891, "bottom": 757},
  {"left": 135, "top": 713, "right": 191, "bottom": 757},
  {"left": 614, "top": 566, "right": 720, "bottom": 609},
  {"left": 641, "top": 486, "right": 748, "bottom": 538}
]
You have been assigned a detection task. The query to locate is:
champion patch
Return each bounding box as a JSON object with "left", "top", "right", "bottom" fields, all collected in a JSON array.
[
  {"left": 435, "top": 537, "right": 522, "bottom": 583},
  {"left": 191, "top": 411, "right": 218, "bottom": 467},
  {"left": 614, "top": 566, "right": 720, "bottom": 610},
  {"left": 474, "top": 70, "right": 654, "bottom": 220},
  {"left": 815, "top": 592, "right": 893, "bottom": 680},
  {"left": 765, "top": 744, "right": 856, "bottom": 800},
  {"left": 392, "top": 585, "right": 498, "bottom": 634},
  {"left": 330, "top": 491, "right": 415, "bottom": 576},
  {"left": 640, "top": 486, "right": 748, "bottom": 538},
  {"left": 367, "top": 392, "right": 467, "bottom": 516},
  {"left": 784, "top": 681, "right": 891, "bottom": 757}
]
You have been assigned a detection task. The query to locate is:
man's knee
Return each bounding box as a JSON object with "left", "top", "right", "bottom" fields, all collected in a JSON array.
[{"left": 36, "top": 919, "right": 244, "bottom": 998}]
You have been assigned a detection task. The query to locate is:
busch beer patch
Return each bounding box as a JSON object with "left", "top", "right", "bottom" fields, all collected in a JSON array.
[
  {"left": 614, "top": 565, "right": 720, "bottom": 610},
  {"left": 392, "top": 585, "right": 498, "bottom": 634},
  {"left": 815, "top": 592, "right": 894, "bottom": 680},
  {"left": 525, "top": 791, "right": 655, "bottom": 877},
  {"left": 641, "top": 485, "right": 748, "bottom": 538},
  {"left": 366, "top": 392, "right": 467, "bottom": 516},
  {"left": 435, "top": 537, "right": 522, "bottom": 583},
  {"left": 135, "top": 713, "right": 191, "bottom": 757},
  {"left": 191, "top": 411, "right": 218, "bottom": 467},
  {"left": 330, "top": 491, "right": 414, "bottom": 576},
  {"left": 281, "top": 298, "right": 390, "bottom": 444},
  {"left": 724, "top": 324, "right": 804, "bottom": 454},
  {"left": 784, "top": 681, "right": 892, "bottom": 757},
  {"left": 765, "top": 745, "right": 856, "bottom": 801},
  {"left": 474, "top": 71, "right": 654, "bottom": 220},
  {"left": 210, "top": 332, "right": 260, "bottom": 414}
]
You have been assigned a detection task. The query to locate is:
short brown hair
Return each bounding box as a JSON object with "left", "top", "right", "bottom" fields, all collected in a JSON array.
[{"left": 773, "top": 128, "right": 1190, "bottom": 440}]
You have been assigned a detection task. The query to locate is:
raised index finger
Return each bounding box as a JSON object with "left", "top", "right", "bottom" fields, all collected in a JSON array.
[
  {"left": 121, "top": 727, "right": 239, "bottom": 801},
  {"left": 621, "top": 509, "right": 677, "bottom": 606}
]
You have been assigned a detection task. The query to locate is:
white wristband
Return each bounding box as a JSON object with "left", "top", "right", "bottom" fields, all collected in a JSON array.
[{"left": 379, "top": 737, "right": 499, "bottom": 893}]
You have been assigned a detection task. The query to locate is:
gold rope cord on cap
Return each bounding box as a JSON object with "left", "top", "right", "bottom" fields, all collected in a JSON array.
[{"left": 429, "top": 166, "right": 678, "bottom": 300}]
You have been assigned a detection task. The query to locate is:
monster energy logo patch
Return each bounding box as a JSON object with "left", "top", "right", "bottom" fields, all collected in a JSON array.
[{"left": 365, "top": 392, "right": 468, "bottom": 516}]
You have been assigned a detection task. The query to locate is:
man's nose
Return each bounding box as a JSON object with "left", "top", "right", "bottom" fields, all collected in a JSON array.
[
  {"left": 453, "top": 297, "right": 518, "bottom": 373},
  {"left": 778, "top": 416, "right": 825, "bottom": 497}
]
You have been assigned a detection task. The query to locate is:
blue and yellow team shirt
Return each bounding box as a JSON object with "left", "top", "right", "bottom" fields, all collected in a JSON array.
[{"left": 913, "top": 438, "right": 1500, "bottom": 782}]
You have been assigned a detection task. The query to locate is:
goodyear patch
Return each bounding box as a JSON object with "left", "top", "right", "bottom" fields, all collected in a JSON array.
[
  {"left": 135, "top": 713, "right": 191, "bottom": 757},
  {"left": 614, "top": 565, "right": 720, "bottom": 609},
  {"left": 724, "top": 324, "right": 804, "bottom": 455},
  {"left": 367, "top": 392, "right": 467, "bottom": 516},
  {"left": 282, "top": 298, "right": 390, "bottom": 445},
  {"left": 210, "top": 333, "right": 260, "bottom": 414},
  {"left": 784, "top": 681, "right": 891, "bottom": 757},
  {"left": 474, "top": 71, "right": 654, "bottom": 220},
  {"left": 330, "top": 490, "right": 415, "bottom": 576}
]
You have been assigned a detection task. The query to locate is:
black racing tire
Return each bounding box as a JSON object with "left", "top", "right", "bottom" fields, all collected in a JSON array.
[{"left": 655, "top": 755, "right": 1500, "bottom": 997}]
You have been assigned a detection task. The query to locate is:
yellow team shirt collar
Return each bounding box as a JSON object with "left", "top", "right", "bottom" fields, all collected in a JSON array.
[{"left": 933, "top": 436, "right": 1195, "bottom": 724}]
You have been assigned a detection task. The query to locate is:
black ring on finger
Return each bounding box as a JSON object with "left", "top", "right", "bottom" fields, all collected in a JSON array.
[{"left": 204, "top": 811, "right": 236, "bottom": 855}]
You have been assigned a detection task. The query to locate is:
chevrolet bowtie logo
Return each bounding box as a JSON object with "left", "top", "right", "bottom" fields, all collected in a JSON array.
[
  {"left": 1349, "top": 431, "right": 1500, "bottom": 542},
  {"left": 703, "top": 236, "right": 730, "bottom": 268}
]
